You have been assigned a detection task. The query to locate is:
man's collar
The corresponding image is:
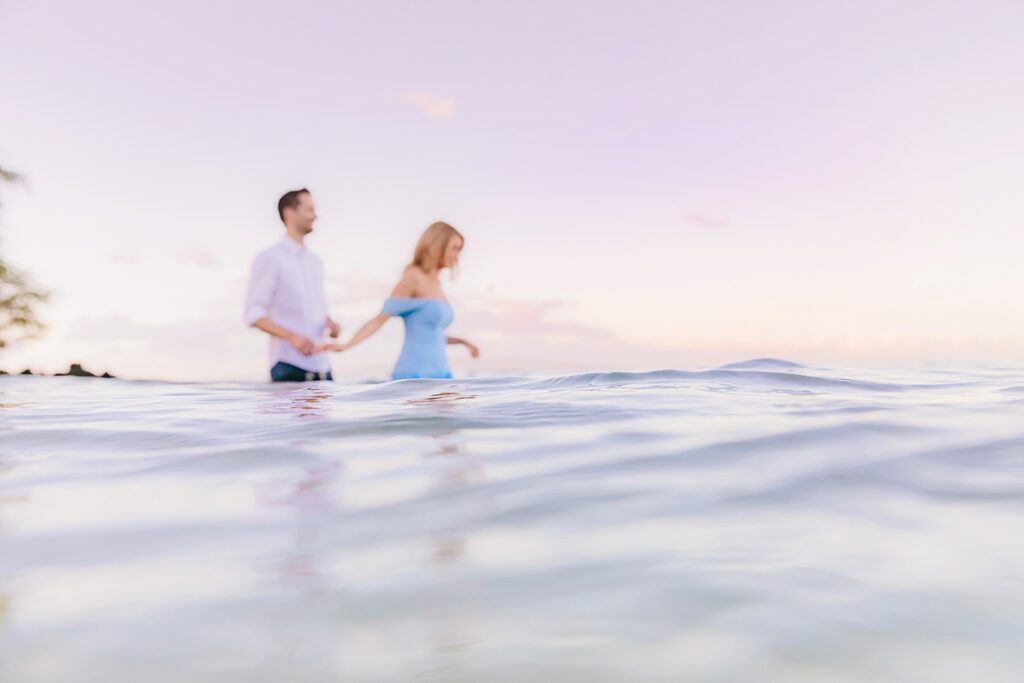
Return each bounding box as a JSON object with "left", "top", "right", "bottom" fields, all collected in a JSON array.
[{"left": 281, "top": 235, "right": 305, "bottom": 253}]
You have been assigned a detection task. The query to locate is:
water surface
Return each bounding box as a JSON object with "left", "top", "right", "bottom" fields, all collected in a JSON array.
[{"left": 1, "top": 361, "right": 1023, "bottom": 681}]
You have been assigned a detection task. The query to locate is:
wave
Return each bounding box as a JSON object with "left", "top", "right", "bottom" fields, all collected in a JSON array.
[
  {"left": 510, "top": 367, "right": 916, "bottom": 393},
  {"left": 716, "top": 358, "right": 807, "bottom": 371}
]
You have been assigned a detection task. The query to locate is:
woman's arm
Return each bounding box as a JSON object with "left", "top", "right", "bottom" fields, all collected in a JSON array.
[
  {"left": 321, "top": 313, "right": 389, "bottom": 352},
  {"left": 446, "top": 336, "right": 480, "bottom": 358},
  {"left": 318, "top": 269, "right": 420, "bottom": 353}
]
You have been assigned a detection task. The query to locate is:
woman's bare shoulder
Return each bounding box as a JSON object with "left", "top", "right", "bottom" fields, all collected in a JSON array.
[
  {"left": 402, "top": 264, "right": 427, "bottom": 279},
  {"left": 392, "top": 265, "right": 423, "bottom": 297}
]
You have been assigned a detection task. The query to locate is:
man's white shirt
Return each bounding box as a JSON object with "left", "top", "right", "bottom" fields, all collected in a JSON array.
[{"left": 244, "top": 236, "right": 331, "bottom": 373}]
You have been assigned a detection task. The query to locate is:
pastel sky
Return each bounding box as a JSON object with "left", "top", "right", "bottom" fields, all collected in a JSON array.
[{"left": 2, "top": 0, "right": 1023, "bottom": 381}]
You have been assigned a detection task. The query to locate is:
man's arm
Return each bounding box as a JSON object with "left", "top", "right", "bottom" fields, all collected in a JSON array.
[
  {"left": 244, "top": 252, "right": 314, "bottom": 355},
  {"left": 250, "top": 317, "right": 314, "bottom": 355}
]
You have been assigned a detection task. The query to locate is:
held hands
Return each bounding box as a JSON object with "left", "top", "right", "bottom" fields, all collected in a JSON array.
[
  {"left": 314, "top": 341, "right": 349, "bottom": 354},
  {"left": 288, "top": 333, "right": 316, "bottom": 356},
  {"left": 288, "top": 332, "right": 344, "bottom": 356},
  {"left": 313, "top": 319, "right": 343, "bottom": 353}
]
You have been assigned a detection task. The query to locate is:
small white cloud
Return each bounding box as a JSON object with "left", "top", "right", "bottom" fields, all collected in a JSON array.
[
  {"left": 327, "top": 273, "right": 392, "bottom": 305},
  {"left": 178, "top": 248, "right": 222, "bottom": 269},
  {"left": 401, "top": 91, "right": 456, "bottom": 119},
  {"left": 109, "top": 252, "right": 141, "bottom": 265},
  {"left": 68, "top": 314, "right": 152, "bottom": 341},
  {"left": 685, "top": 213, "right": 730, "bottom": 229}
]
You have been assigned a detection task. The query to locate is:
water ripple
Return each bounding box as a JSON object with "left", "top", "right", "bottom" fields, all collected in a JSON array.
[{"left": 2, "top": 363, "right": 1023, "bottom": 681}]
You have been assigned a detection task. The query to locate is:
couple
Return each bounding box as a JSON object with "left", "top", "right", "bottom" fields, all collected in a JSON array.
[{"left": 243, "top": 188, "right": 479, "bottom": 383}]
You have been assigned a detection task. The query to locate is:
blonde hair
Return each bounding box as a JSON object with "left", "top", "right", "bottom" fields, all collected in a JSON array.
[{"left": 411, "top": 221, "right": 464, "bottom": 273}]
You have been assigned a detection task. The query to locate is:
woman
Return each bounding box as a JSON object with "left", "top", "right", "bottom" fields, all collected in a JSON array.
[{"left": 319, "top": 221, "right": 479, "bottom": 379}]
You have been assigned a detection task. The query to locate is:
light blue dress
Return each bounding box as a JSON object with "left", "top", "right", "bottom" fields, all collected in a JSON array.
[{"left": 381, "top": 297, "right": 454, "bottom": 380}]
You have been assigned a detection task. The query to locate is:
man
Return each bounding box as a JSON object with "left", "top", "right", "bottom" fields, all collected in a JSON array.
[{"left": 244, "top": 188, "right": 341, "bottom": 381}]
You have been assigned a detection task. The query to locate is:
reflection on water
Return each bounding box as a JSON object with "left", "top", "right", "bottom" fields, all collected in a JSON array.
[
  {"left": 256, "top": 385, "right": 333, "bottom": 418},
  {"left": 2, "top": 364, "right": 1024, "bottom": 681},
  {"left": 259, "top": 462, "right": 343, "bottom": 596},
  {"left": 0, "top": 456, "right": 20, "bottom": 629},
  {"left": 252, "top": 419, "right": 486, "bottom": 677},
  {"left": 407, "top": 390, "right": 477, "bottom": 406},
  {"left": 421, "top": 432, "right": 483, "bottom": 678}
]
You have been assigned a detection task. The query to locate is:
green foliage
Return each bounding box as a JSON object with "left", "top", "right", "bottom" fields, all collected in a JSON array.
[
  {"left": 0, "top": 165, "right": 47, "bottom": 348},
  {"left": 0, "top": 166, "right": 22, "bottom": 203},
  {"left": 0, "top": 259, "right": 48, "bottom": 348}
]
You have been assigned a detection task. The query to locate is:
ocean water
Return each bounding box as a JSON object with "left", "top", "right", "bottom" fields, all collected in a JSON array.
[{"left": 1, "top": 360, "right": 1023, "bottom": 682}]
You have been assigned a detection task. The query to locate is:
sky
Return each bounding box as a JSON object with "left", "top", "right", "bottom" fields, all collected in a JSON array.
[{"left": 1, "top": 0, "right": 1023, "bottom": 381}]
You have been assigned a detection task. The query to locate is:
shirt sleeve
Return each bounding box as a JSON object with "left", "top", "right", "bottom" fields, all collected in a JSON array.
[
  {"left": 314, "top": 254, "right": 330, "bottom": 330},
  {"left": 381, "top": 297, "right": 427, "bottom": 317},
  {"left": 244, "top": 251, "right": 277, "bottom": 326}
]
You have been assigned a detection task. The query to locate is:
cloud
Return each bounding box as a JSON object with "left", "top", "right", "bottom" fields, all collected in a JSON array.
[
  {"left": 456, "top": 294, "right": 613, "bottom": 343},
  {"left": 401, "top": 91, "right": 456, "bottom": 119},
  {"left": 108, "top": 253, "right": 141, "bottom": 265},
  {"left": 68, "top": 314, "right": 153, "bottom": 341},
  {"left": 685, "top": 213, "right": 729, "bottom": 229},
  {"left": 63, "top": 305, "right": 262, "bottom": 381},
  {"left": 327, "top": 272, "right": 393, "bottom": 305},
  {"left": 178, "top": 247, "right": 222, "bottom": 269}
]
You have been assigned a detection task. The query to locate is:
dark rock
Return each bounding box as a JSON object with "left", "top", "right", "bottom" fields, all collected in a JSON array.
[
  {"left": 4, "top": 365, "right": 116, "bottom": 378},
  {"left": 56, "top": 363, "right": 97, "bottom": 377}
]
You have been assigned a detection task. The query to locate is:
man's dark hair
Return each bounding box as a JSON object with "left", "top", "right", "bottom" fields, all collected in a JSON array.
[{"left": 277, "top": 188, "right": 310, "bottom": 222}]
